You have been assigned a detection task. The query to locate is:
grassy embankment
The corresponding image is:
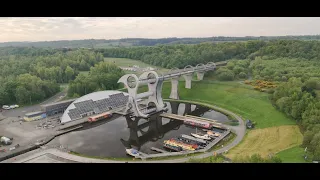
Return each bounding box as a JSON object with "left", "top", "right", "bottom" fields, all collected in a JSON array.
[
  {"left": 157, "top": 80, "right": 303, "bottom": 161},
  {"left": 225, "top": 125, "right": 303, "bottom": 159},
  {"left": 276, "top": 145, "right": 306, "bottom": 163}
]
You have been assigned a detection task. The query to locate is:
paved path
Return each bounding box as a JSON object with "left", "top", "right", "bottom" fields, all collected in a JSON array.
[{"left": 3, "top": 104, "right": 246, "bottom": 163}]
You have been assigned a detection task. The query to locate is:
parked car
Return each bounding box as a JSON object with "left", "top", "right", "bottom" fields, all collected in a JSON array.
[
  {"left": 9, "top": 105, "right": 19, "bottom": 109},
  {"left": 2, "top": 105, "right": 10, "bottom": 110},
  {"left": 0, "top": 137, "right": 12, "bottom": 145}
]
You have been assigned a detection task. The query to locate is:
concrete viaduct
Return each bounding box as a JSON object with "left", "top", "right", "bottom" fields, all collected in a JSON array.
[{"left": 118, "top": 61, "right": 226, "bottom": 118}]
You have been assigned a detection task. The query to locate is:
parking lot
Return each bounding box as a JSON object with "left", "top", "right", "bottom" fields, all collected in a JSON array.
[{"left": 0, "top": 114, "right": 63, "bottom": 156}]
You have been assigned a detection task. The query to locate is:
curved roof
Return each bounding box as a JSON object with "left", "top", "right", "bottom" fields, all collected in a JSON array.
[{"left": 61, "top": 90, "right": 128, "bottom": 123}]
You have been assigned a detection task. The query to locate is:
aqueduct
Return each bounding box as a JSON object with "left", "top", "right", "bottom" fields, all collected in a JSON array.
[{"left": 117, "top": 62, "right": 219, "bottom": 118}]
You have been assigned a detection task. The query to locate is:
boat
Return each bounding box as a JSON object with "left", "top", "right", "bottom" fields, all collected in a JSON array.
[
  {"left": 180, "top": 134, "right": 207, "bottom": 145},
  {"left": 125, "top": 148, "right": 140, "bottom": 157},
  {"left": 172, "top": 137, "right": 200, "bottom": 148},
  {"left": 191, "top": 133, "right": 211, "bottom": 140},
  {"left": 164, "top": 140, "right": 196, "bottom": 151},
  {"left": 163, "top": 143, "right": 183, "bottom": 152},
  {"left": 167, "top": 139, "right": 197, "bottom": 150},
  {"left": 184, "top": 119, "right": 213, "bottom": 129},
  {"left": 205, "top": 130, "right": 221, "bottom": 137}
]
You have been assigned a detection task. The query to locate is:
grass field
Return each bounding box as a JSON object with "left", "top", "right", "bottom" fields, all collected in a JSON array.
[
  {"left": 225, "top": 125, "right": 303, "bottom": 159},
  {"left": 276, "top": 145, "right": 307, "bottom": 163},
  {"left": 157, "top": 80, "right": 295, "bottom": 129},
  {"left": 79, "top": 57, "right": 171, "bottom": 77},
  {"left": 79, "top": 71, "right": 89, "bottom": 75},
  {"left": 104, "top": 57, "right": 168, "bottom": 73}
]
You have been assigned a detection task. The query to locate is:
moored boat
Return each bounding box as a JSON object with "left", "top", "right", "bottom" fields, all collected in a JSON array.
[
  {"left": 205, "top": 130, "right": 221, "bottom": 137},
  {"left": 125, "top": 148, "right": 140, "bottom": 157},
  {"left": 184, "top": 119, "right": 213, "bottom": 129},
  {"left": 163, "top": 142, "right": 183, "bottom": 152},
  {"left": 164, "top": 139, "right": 196, "bottom": 151},
  {"left": 181, "top": 134, "right": 207, "bottom": 145},
  {"left": 191, "top": 133, "right": 211, "bottom": 140}
]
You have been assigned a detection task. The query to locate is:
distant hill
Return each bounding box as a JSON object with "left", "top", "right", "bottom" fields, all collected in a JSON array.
[{"left": 1, "top": 35, "right": 320, "bottom": 48}]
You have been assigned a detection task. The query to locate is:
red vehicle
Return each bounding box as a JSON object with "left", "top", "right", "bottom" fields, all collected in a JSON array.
[{"left": 88, "top": 112, "right": 112, "bottom": 122}]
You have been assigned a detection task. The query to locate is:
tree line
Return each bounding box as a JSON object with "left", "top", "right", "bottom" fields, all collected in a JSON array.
[
  {"left": 2, "top": 35, "right": 320, "bottom": 48},
  {"left": 67, "top": 62, "right": 125, "bottom": 98},
  {"left": 0, "top": 48, "right": 104, "bottom": 105},
  {"left": 96, "top": 39, "right": 320, "bottom": 69},
  {"left": 0, "top": 74, "right": 60, "bottom": 105}
]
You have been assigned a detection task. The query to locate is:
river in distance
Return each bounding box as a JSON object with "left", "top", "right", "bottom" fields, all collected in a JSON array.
[{"left": 48, "top": 101, "right": 231, "bottom": 158}]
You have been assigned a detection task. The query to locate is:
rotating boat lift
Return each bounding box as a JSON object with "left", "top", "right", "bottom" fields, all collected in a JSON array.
[{"left": 117, "top": 62, "right": 216, "bottom": 118}]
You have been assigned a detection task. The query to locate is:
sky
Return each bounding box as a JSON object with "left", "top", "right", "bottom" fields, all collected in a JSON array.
[{"left": 0, "top": 17, "right": 320, "bottom": 42}]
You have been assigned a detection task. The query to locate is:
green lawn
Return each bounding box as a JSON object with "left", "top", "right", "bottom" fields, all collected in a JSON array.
[
  {"left": 79, "top": 71, "right": 90, "bottom": 76},
  {"left": 226, "top": 125, "right": 303, "bottom": 159},
  {"left": 153, "top": 80, "right": 295, "bottom": 129},
  {"left": 276, "top": 145, "right": 307, "bottom": 163},
  {"left": 104, "top": 57, "right": 168, "bottom": 73}
]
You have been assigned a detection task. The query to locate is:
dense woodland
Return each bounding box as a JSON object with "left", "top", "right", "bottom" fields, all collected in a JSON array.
[
  {"left": 2, "top": 35, "right": 320, "bottom": 48},
  {"left": 67, "top": 62, "right": 124, "bottom": 97},
  {"left": 0, "top": 48, "right": 104, "bottom": 105},
  {"left": 96, "top": 39, "right": 320, "bottom": 69}
]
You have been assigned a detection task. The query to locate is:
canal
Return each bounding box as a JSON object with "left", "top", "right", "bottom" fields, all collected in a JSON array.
[{"left": 48, "top": 101, "right": 231, "bottom": 158}]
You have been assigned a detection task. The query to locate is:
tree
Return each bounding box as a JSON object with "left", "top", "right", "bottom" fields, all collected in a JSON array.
[
  {"left": 15, "top": 86, "right": 30, "bottom": 104},
  {"left": 217, "top": 70, "right": 235, "bottom": 81},
  {"left": 238, "top": 72, "right": 247, "bottom": 79},
  {"left": 65, "top": 66, "right": 74, "bottom": 82},
  {"left": 67, "top": 62, "right": 124, "bottom": 97}
]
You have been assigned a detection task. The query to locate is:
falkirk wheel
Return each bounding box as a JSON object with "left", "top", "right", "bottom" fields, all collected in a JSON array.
[
  {"left": 118, "top": 71, "right": 167, "bottom": 118},
  {"left": 117, "top": 62, "right": 217, "bottom": 118}
]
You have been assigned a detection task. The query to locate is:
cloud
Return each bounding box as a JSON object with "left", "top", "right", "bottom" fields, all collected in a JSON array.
[{"left": 0, "top": 17, "right": 319, "bottom": 42}]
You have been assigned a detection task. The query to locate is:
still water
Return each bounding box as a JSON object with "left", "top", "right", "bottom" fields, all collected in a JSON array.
[{"left": 50, "top": 102, "right": 230, "bottom": 158}]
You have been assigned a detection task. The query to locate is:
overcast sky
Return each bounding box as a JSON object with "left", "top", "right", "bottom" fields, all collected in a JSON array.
[{"left": 0, "top": 17, "right": 319, "bottom": 42}]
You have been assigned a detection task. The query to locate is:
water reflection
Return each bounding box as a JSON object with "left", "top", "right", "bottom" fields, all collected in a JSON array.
[{"left": 54, "top": 101, "right": 230, "bottom": 157}]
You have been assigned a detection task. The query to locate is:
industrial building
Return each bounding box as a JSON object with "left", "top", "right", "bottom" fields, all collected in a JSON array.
[
  {"left": 60, "top": 91, "right": 129, "bottom": 124},
  {"left": 40, "top": 99, "right": 76, "bottom": 116}
]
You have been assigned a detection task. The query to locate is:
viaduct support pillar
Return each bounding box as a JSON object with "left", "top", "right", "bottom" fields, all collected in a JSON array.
[
  {"left": 196, "top": 71, "right": 205, "bottom": 80},
  {"left": 169, "top": 101, "right": 180, "bottom": 114},
  {"left": 183, "top": 103, "right": 192, "bottom": 115},
  {"left": 169, "top": 77, "right": 180, "bottom": 99},
  {"left": 183, "top": 73, "right": 193, "bottom": 89}
]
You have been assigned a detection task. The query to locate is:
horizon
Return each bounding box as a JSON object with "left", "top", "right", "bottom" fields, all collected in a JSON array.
[
  {"left": 1, "top": 17, "right": 320, "bottom": 42},
  {"left": 1, "top": 34, "right": 319, "bottom": 44}
]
